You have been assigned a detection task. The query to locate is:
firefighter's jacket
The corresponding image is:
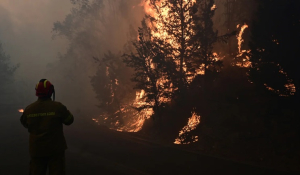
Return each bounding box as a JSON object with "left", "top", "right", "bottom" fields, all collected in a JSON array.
[{"left": 20, "top": 98, "right": 74, "bottom": 157}]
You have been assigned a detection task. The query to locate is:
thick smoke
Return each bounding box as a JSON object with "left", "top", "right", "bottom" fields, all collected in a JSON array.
[
  {"left": 46, "top": 0, "right": 145, "bottom": 115},
  {"left": 0, "top": 0, "right": 72, "bottom": 105},
  {"left": 0, "top": 0, "right": 255, "bottom": 114}
]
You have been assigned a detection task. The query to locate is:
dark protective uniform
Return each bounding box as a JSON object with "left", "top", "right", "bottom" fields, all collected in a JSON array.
[{"left": 20, "top": 98, "right": 74, "bottom": 175}]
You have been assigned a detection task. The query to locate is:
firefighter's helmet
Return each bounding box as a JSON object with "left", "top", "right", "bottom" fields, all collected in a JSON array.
[{"left": 35, "top": 79, "right": 55, "bottom": 100}]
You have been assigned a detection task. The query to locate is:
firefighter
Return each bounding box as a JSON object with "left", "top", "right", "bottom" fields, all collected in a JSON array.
[{"left": 20, "top": 79, "right": 74, "bottom": 175}]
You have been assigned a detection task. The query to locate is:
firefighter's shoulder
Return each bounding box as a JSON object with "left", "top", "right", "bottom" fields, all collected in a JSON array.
[
  {"left": 51, "top": 101, "right": 68, "bottom": 109},
  {"left": 24, "top": 101, "right": 39, "bottom": 111}
]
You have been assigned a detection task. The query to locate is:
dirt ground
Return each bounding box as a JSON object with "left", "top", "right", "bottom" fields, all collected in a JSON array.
[{"left": 1, "top": 109, "right": 298, "bottom": 175}]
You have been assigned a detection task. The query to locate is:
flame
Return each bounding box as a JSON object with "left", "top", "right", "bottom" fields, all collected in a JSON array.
[
  {"left": 235, "top": 24, "right": 251, "bottom": 67},
  {"left": 211, "top": 4, "right": 217, "bottom": 11},
  {"left": 92, "top": 118, "right": 99, "bottom": 123},
  {"left": 111, "top": 0, "right": 199, "bottom": 133},
  {"left": 142, "top": 0, "right": 208, "bottom": 82},
  {"left": 114, "top": 90, "right": 154, "bottom": 132},
  {"left": 174, "top": 111, "right": 201, "bottom": 144},
  {"left": 93, "top": 0, "right": 215, "bottom": 134},
  {"left": 237, "top": 24, "right": 248, "bottom": 54},
  {"left": 18, "top": 109, "right": 24, "bottom": 113}
]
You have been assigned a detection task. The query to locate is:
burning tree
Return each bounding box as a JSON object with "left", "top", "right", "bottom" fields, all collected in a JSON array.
[
  {"left": 143, "top": 0, "right": 224, "bottom": 93},
  {"left": 146, "top": 0, "right": 200, "bottom": 92},
  {"left": 192, "top": 0, "right": 223, "bottom": 89},
  {"left": 123, "top": 0, "right": 236, "bottom": 143},
  {"left": 123, "top": 19, "right": 174, "bottom": 120},
  {"left": 124, "top": 0, "right": 219, "bottom": 118},
  {"left": 91, "top": 51, "right": 136, "bottom": 127}
]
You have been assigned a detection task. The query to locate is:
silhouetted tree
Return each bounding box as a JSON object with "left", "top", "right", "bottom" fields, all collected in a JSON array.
[
  {"left": 249, "top": 0, "right": 300, "bottom": 141},
  {"left": 249, "top": 0, "right": 300, "bottom": 99},
  {"left": 91, "top": 51, "right": 136, "bottom": 126},
  {"left": 50, "top": 0, "right": 144, "bottom": 113},
  {"left": 123, "top": 19, "right": 175, "bottom": 119},
  {"left": 0, "top": 43, "right": 18, "bottom": 102},
  {"left": 193, "top": 0, "right": 222, "bottom": 85},
  {"left": 223, "top": 0, "right": 254, "bottom": 54}
]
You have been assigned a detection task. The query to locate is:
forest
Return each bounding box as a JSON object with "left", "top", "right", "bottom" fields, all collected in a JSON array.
[{"left": 1, "top": 0, "right": 299, "bottom": 172}]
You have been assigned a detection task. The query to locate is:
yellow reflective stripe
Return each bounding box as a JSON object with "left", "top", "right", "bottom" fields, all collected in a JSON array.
[
  {"left": 64, "top": 114, "right": 73, "bottom": 123},
  {"left": 44, "top": 80, "right": 48, "bottom": 88},
  {"left": 27, "top": 112, "right": 56, "bottom": 118}
]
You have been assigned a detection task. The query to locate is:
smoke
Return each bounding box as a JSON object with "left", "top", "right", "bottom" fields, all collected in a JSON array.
[
  {"left": 0, "top": 0, "right": 144, "bottom": 110},
  {"left": 0, "top": 0, "right": 72, "bottom": 104},
  {"left": 0, "top": 0, "right": 256, "bottom": 111},
  {"left": 212, "top": 0, "right": 255, "bottom": 60},
  {"left": 44, "top": 0, "right": 145, "bottom": 114}
]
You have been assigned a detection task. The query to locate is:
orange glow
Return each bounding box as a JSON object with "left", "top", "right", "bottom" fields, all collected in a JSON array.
[
  {"left": 236, "top": 24, "right": 251, "bottom": 67},
  {"left": 211, "top": 4, "right": 217, "bottom": 11},
  {"left": 93, "top": 0, "right": 215, "bottom": 134},
  {"left": 18, "top": 109, "right": 24, "bottom": 113},
  {"left": 114, "top": 90, "right": 154, "bottom": 132},
  {"left": 92, "top": 118, "right": 99, "bottom": 123},
  {"left": 174, "top": 111, "right": 201, "bottom": 144}
]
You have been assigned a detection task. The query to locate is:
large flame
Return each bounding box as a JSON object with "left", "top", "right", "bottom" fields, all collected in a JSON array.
[
  {"left": 103, "top": 0, "right": 200, "bottom": 133},
  {"left": 115, "top": 90, "right": 154, "bottom": 132}
]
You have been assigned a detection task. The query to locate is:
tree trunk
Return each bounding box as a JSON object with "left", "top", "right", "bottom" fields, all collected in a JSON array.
[{"left": 179, "top": 0, "right": 185, "bottom": 90}]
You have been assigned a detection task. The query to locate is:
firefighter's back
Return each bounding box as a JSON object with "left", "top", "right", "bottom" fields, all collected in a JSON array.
[
  {"left": 20, "top": 79, "right": 73, "bottom": 175},
  {"left": 24, "top": 98, "right": 73, "bottom": 157}
]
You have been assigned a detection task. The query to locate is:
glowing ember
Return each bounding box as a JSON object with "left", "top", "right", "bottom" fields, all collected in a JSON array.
[
  {"left": 211, "top": 4, "right": 217, "bottom": 11},
  {"left": 92, "top": 118, "right": 99, "bottom": 123},
  {"left": 285, "top": 83, "right": 296, "bottom": 95},
  {"left": 18, "top": 109, "right": 24, "bottom": 113},
  {"left": 174, "top": 111, "right": 201, "bottom": 144},
  {"left": 263, "top": 66, "right": 297, "bottom": 96}
]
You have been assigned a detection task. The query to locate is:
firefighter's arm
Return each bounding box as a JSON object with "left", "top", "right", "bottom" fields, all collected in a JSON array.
[
  {"left": 20, "top": 109, "right": 28, "bottom": 128},
  {"left": 60, "top": 105, "right": 74, "bottom": 125}
]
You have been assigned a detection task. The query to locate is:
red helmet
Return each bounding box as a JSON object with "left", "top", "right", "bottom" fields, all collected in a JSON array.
[{"left": 35, "top": 79, "right": 55, "bottom": 100}]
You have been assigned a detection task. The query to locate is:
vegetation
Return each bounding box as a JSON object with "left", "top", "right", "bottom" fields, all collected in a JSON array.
[
  {"left": 50, "top": 0, "right": 300, "bottom": 171},
  {"left": 0, "top": 42, "right": 18, "bottom": 103}
]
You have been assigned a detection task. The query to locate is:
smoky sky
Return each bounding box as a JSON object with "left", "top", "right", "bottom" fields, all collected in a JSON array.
[
  {"left": 0, "top": 0, "right": 254, "bottom": 110},
  {"left": 0, "top": 0, "right": 232, "bottom": 82},
  {"left": 0, "top": 0, "right": 72, "bottom": 82}
]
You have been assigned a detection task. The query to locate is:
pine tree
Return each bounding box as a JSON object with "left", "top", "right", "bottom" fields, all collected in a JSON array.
[
  {"left": 123, "top": 19, "right": 174, "bottom": 119},
  {"left": 192, "top": 0, "right": 223, "bottom": 90},
  {"left": 124, "top": 0, "right": 231, "bottom": 120}
]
